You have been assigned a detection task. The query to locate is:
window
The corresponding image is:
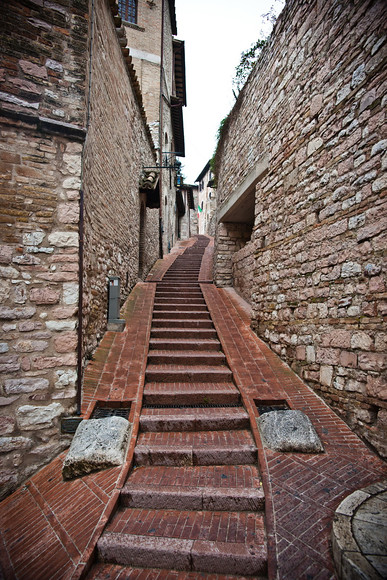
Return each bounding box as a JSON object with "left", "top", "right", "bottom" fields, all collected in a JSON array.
[{"left": 118, "top": 0, "right": 137, "bottom": 23}]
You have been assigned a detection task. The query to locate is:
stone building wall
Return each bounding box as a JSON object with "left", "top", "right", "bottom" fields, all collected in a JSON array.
[
  {"left": 123, "top": 0, "right": 186, "bottom": 255},
  {"left": 214, "top": 0, "right": 387, "bottom": 456},
  {"left": 0, "top": 0, "right": 88, "bottom": 498},
  {"left": 160, "top": 0, "right": 180, "bottom": 254},
  {"left": 81, "top": 0, "right": 158, "bottom": 356},
  {"left": 0, "top": 0, "right": 161, "bottom": 499}
]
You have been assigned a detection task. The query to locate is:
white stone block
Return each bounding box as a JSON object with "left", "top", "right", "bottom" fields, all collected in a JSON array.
[
  {"left": 63, "top": 282, "right": 79, "bottom": 305},
  {"left": 16, "top": 403, "right": 64, "bottom": 430},
  {"left": 4, "top": 378, "right": 49, "bottom": 394},
  {"left": 46, "top": 320, "right": 77, "bottom": 331},
  {"left": 23, "top": 231, "right": 45, "bottom": 246},
  {"left": 48, "top": 232, "right": 78, "bottom": 247}
]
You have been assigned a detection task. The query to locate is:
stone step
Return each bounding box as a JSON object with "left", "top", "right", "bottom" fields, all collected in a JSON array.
[
  {"left": 155, "top": 287, "right": 203, "bottom": 294},
  {"left": 164, "top": 266, "right": 201, "bottom": 270},
  {"left": 121, "top": 465, "right": 264, "bottom": 511},
  {"left": 148, "top": 338, "right": 221, "bottom": 351},
  {"left": 143, "top": 382, "right": 240, "bottom": 406},
  {"left": 97, "top": 509, "right": 266, "bottom": 576},
  {"left": 157, "top": 282, "right": 201, "bottom": 288},
  {"left": 140, "top": 406, "right": 249, "bottom": 432},
  {"left": 153, "top": 310, "right": 211, "bottom": 320},
  {"left": 162, "top": 279, "right": 200, "bottom": 284},
  {"left": 88, "top": 564, "right": 252, "bottom": 580},
  {"left": 162, "top": 274, "right": 199, "bottom": 279},
  {"left": 145, "top": 366, "right": 233, "bottom": 384},
  {"left": 147, "top": 351, "right": 226, "bottom": 366},
  {"left": 153, "top": 303, "right": 208, "bottom": 311},
  {"left": 164, "top": 270, "right": 201, "bottom": 275},
  {"left": 150, "top": 328, "right": 218, "bottom": 340},
  {"left": 134, "top": 429, "right": 257, "bottom": 466},
  {"left": 155, "top": 292, "right": 204, "bottom": 299},
  {"left": 151, "top": 319, "right": 214, "bottom": 329}
]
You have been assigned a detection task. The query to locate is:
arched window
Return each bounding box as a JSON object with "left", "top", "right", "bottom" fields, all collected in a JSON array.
[{"left": 118, "top": 0, "right": 137, "bottom": 24}]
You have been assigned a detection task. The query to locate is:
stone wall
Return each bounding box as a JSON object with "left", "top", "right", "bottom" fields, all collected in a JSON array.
[
  {"left": 81, "top": 0, "right": 159, "bottom": 356},
  {"left": 0, "top": 0, "right": 88, "bottom": 498},
  {"left": 0, "top": 0, "right": 160, "bottom": 499},
  {"left": 214, "top": 0, "right": 387, "bottom": 456}
]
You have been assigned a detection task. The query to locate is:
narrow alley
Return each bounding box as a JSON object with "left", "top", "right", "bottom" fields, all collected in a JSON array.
[
  {"left": 93, "top": 235, "right": 267, "bottom": 577},
  {"left": 0, "top": 235, "right": 385, "bottom": 579}
]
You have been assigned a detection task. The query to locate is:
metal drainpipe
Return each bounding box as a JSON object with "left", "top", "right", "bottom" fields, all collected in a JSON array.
[
  {"left": 76, "top": 0, "right": 95, "bottom": 415},
  {"left": 76, "top": 188, "right": 84, "bottom": 415},
  {"left": 158, "top": 0, "right": 165, "bottom": 259}
]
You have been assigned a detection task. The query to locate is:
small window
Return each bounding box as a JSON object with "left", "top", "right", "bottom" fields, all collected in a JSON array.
[{"left": 118, "top": 0, "right": 137, "bottom": 23}]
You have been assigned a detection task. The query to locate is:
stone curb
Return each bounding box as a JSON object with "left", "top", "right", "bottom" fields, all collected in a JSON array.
[{"left": 332, "top": 480, "right": 387, "bottom": 579}]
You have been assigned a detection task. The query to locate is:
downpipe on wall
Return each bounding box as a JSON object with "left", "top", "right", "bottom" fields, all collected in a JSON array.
[
  {"left": 75, "top": 0, "right": 95, "bottom": 415},
  {"left": 158, "top": 0, "right": 165, "bottom": 259}
]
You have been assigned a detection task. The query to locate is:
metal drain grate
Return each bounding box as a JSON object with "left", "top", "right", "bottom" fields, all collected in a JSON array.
[
  {"left": 91, "top": 406, "right": 131, "bottom": 420},
  {"left": 143, "top": 402, "right": 243, "bottom": 409},
  {"left": 255, "top": 399, "right": 290, "bottom": 415},
  {"left": 61, "top": 416, "right": 83, "bottom": 434}
]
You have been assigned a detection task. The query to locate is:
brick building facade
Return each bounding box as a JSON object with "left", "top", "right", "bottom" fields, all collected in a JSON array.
[
  {"left": 214, "top": 0, "right": 387, "bottom": 457},
  {"left": 120, "top": 0, "right": 187, "bottom": 255},
  {"left": 0, "top": 0, "right": 184, "bottom": 498}
]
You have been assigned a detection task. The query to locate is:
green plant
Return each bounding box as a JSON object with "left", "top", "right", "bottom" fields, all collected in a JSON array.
[{"left": 232, "top": 38, "right": 268, "bottom": 93}]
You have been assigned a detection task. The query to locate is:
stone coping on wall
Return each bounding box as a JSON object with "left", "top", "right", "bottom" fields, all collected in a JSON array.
[{"left": 332, "top": 480, "right": 387, "bottom": 580}]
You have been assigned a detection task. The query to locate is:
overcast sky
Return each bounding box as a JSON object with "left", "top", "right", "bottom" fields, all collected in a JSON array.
[{"left": 174, "top": 0, "right": 284, "bottom": 183}]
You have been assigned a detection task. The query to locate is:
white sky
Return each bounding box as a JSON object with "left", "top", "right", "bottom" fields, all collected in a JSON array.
[{"left": 174, "top": 0, "right": 284, "bottom": 183}]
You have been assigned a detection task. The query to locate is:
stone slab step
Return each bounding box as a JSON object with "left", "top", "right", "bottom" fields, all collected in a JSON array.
[
  {"left": 153, "top": 303, "right": 208, "bottom": 311},
  {"left": 121, "top": 465, "right": 264, "bottom": 511},
  {"left": 97, "top": 511, "right": 267, "bottom": 575},
  {"left": 90, "top": 566, "right": 255, "bottom": 580},
  {"left": 150, "top": 328, "right": 218, "bottom": 340},
  {"left": 156, "top": 282, "right": 202, "bottom": 294},
  {"left": 143, "top": 382, "right": 240, "bottom": 406},
  {"left": 155, "top": 295, "right": 205, "bottom": 302},
  {"left": 148, "top": 338, "right": 221, "bottom": 351},
  {"left": 145, "top": 366, "right": 233, "bottom": 384},
  {"left": 140, "top": 406, "right": 249, "bottom": 432},
  {"left": 157, "top": 282, "right": 201, "bottom": 288},
  {"left": 162, "top": 275, "right": 199, "bottom": 280},
  {"left": 164, "top": 271, "right": 201, "bottom": 275},
  {"left": 152, "top": 319, "right": 213, "bottom": 329},
  {"left": 154, "top": 296, "right": 204, "bottom": 303},
  {"left": 128, "top": 463, "right": 261, "bottom": 489},
  {"left": 87, "top": 564, "right": 255, "bottom": 580},
  {"left": 153, "top": 311, "right": 211, "bottom": 320},
  {"left": 147, "top": 351, "right": 226, "bottom": 366},
  {"left": 134, "top": 430, "right": 257, "bottom": 466}
]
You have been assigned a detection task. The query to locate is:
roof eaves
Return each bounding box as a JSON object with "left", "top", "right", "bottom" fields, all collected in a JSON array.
[{"left": 195, "top": 160, "right": 211, "bottom": 183}]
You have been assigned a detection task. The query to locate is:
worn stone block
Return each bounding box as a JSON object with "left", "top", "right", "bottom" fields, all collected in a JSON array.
[
  {"left": 30, "top": 287, "right": 60, "bottom": 304},
  {"left": 16, "top": 403, "right": 64, "bottom": 430},
  {"left": 257, "top": 410, "right": 324, "bottom": 453},
  {"left": 4, "top": 378, "right": 49, "bottom": 394},
  {"left": 62, "top": 416, "right": 131, "bottom": 479}
]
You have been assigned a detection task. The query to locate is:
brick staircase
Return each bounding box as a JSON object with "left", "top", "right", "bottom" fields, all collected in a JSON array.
[{"left": 90, "top": 237, "right": 268, "bottom": 578}]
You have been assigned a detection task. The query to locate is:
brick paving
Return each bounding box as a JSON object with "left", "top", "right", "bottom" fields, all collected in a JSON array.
[
  {"left": 202, "top": 284, "right": 387, "bottom": 579},
  {"left": 0, "top": 278, "right": 158, "bottom": 580},
  {"left": 0, "top": 234, "right": 386, "bottom": 579}
]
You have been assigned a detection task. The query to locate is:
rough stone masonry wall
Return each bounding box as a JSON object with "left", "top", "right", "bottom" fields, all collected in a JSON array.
[
  {"left": 81, "top": 0, "right": 159, "bottom": 357},
  {"left": 215, "top": 0, "right": 387, "bottom": 456},
  {"left": 0, "top": 0, "right": 88, "bottom": 498}
]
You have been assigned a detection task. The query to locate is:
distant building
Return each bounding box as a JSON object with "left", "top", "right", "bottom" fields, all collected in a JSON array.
[
  {"left": 179, "top": 184, "right": 198, "bottom": 239},
  {"left": 119, "top": 0, "right": 187, "bottom": 255},
  {"left": 195, "top": 161, "right": 216, "bottom": 235}
]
